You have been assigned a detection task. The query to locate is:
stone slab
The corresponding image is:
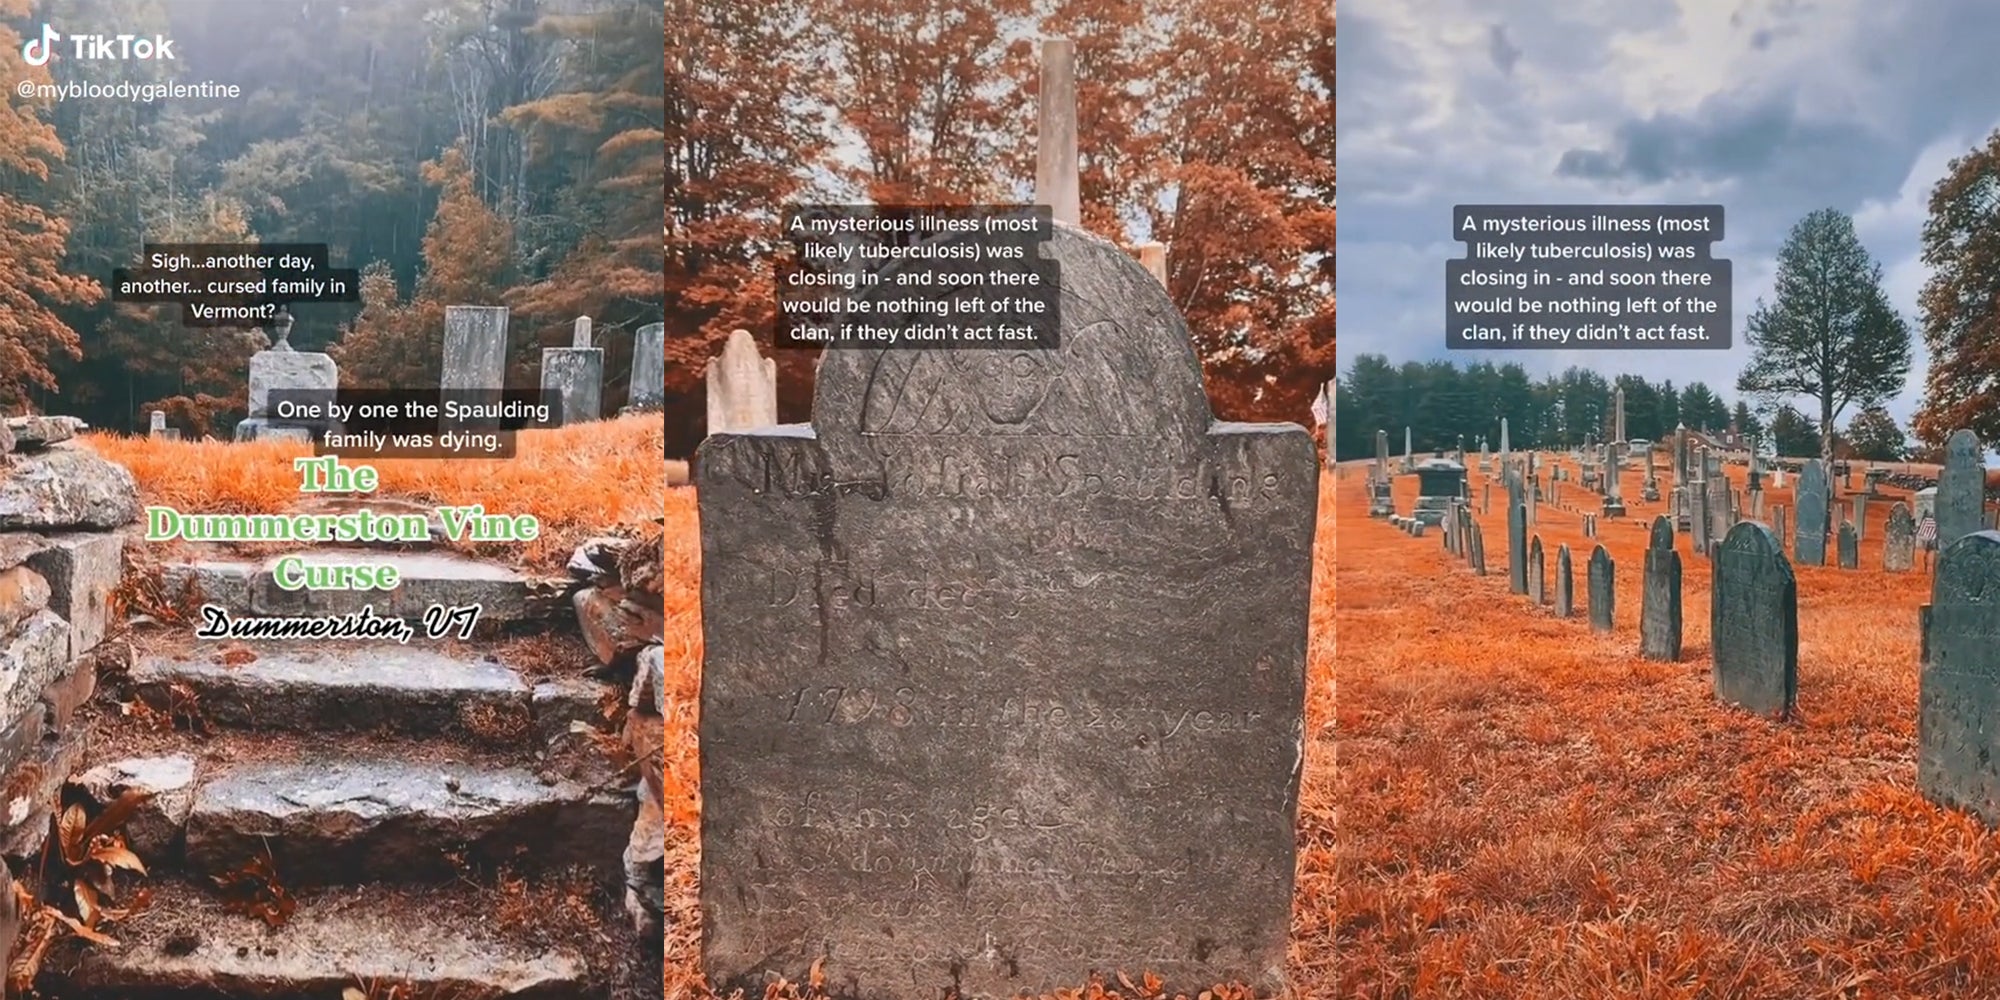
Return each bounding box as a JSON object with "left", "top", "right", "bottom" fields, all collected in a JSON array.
[
  {"left": 0, "top": 610, "right": 70, "bottom": 735},
  {"left": 1711, "top": 522, "right": 1798, "bottom": 718},
  {"left": 132, "top": 643, "right": 532, "bottom": 740},
  {"left": 695, "top": 222, "right": 1311, "bottom": 997},
  {"left": 69, "top": 754, "right": 199, "bottom": 863},
  {"left": 532, "top": 676, "right": 613, "bottom": 747},
  {"left": 0, "top": 444, "right": 141, "bottom": 530},
  {"left": 245, "top": 549, "right": 566, "bottom": 623},
  {"left": 56, "top": 881, "right": 588, "bottom": 998},
  {"left": 25, "top": 530, "right": 123, "bottom": 656},
  {"left": 183, "top": 758, "right": 631, "bottom": 884},
  {"left": 0, "top": 565, "right": 50, "bottom": 635},
  {"left": 247, "top": 350, "right": 338, "bottom": 419}
]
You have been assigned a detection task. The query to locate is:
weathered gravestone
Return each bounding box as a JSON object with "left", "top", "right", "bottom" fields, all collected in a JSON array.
[
  {"left": 1689, "top": 478, "right": 1709, "bottom": 555},
  {"left": 1918, "top": 531, "right": 2000, "bottom": 823},
  {"left": 1470, "top": 522, "right": 1487, "bottom": 575},
  {"left": 1710, "top": 522, "right": 1798, "bottom": 719},
  {"left": 1528, "top": 535, "right": 1546, "bottom": 605},
  {"left": 1938, "top": 429, "right": 1985, "bottom": 551},
  {"left": 1837, "top": 521, "right": 1859, "bottom": 569},
  {"left": 627, "top": 322, "right": 666, "bottom": 411},
  {"left": 539, "top": 314, "right": 604, "bottom": 425},
  {"left": 1508, "top": 493, "right": 1527, "bottom": 596},
  {"left": 1587, "top": 545, "right": 1613, "bottom": 632},
  {"left": 1640, "top": 516, "right": 1681, "bottom": 660},
  {"left": 706, "top": 328, "right": 780, "bottom": 434},
  {"left": 1555, "top": 544, "right": 1574, "bottom": 617},
  {"left": 695, "top": 225, "right": 1313, "bottom": 997},
  {"left": 1885, "top": 502, "right": 1916, "bottom": 572},
  {"left": 1794, "top": 460, "right": 1828, "bottom": 566},
  {"left": 1852, "top": 494, "right": 1868, "bottom": 541}
]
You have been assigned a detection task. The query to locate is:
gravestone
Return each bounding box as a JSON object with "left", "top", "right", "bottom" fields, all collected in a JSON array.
[
  {"left": 1710, "top": 522, "right": 1798, "bottom": 719},
  {"left": 705, "top": 329, "right": 780, "bottom": 434},
  {"left": 1528, "top": 535, "right": 1545, "bottom": 605},
  {"left": 148, "top": 410, "right": 181, "bottom": 441},
  {"left": 1838, "top": 521, "right": 1859, "bottom": 569},
  {"left": 539, "top": 314, "right": 605, "bottom": 425},
  {"left": 236, "top": 314, "right": 338, "bottom": 443},
  {"left": 1885, "top": 502, "right": 1916, "bottom": 572},
  {"left": 1853, "top": 494, "right": 1868, "bottom": 540},
  {"left": 1587, "top": 545, "right": 1613, "bottom": 632},
  {"left": 1034, "top": 38, "right": 1081, "bottom": 225},
  {"left": 1938, "top": 429, "right": 1985, "bottom": 550},
  {"left": 1508, "top": 500, "right": 1528, "bottom": 596},
  {"left": 441, "top": 304, "right": 508, "bottom": 401},
  {"left": 627, "top": 322, "right": 666, "bottom": 410},
  {"left": 1794, "top": 460, "right": 1828, "bottom": 566},
  {"left": 1918, "top": 531, "right": 2000, "bottom": 823},
  {"left": 1640, "top": 516, "right": 1681, "bottom": 660},
  {"left": 695, "top": 224, "right": 1312, "bottom": 996},
  {"left": 1689, "top": 478, "right": 1709, "bottom": 555},
  {"left": 1470, "top": 522, "right": 1487, "bottom": 575}
]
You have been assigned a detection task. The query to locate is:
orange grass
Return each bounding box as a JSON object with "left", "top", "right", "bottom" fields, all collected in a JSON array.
[
  {"left": 84, "top": 415, "right": 669, "bottom": 569},
  {"left": 1335, "top": 455, "right": 2000, "bottom": 999},
  {"left": 661, "top": 482, "right": 1339, "bottom": 999}
]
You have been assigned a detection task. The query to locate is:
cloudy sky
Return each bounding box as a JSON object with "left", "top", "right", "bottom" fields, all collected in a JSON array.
[{"left": 1338, "top": 0, "right": 2000, "bottom": 432}]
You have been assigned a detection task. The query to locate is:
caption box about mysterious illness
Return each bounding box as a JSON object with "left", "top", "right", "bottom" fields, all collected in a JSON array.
[
  {"left": 112, "top": 243, "right": 361, "bottom": 326},
  {"left": 1446, "top": 205, "right": 1731, "bottom": 350},
  {"left": 776, "top": 205, "right": 1061, "bottom": 349}
]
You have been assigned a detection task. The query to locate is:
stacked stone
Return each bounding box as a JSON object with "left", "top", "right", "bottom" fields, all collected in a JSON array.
[
  {"left": 566, "top": 533, "right": 665, "bottom": 939},
  {"left": 0, "top": 416, "right": 140, "bottom": 951}
]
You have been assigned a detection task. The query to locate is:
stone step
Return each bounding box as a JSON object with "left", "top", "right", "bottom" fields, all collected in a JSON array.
[
  {"left": 128, "top": 642, "right": 611, "bottom": 747},
  {"left": 45, "top": 879, "right": 592, "bottom": 998},
  {"left": 179, "top": 756, "right": 631, "bottom": 886},
  {"left": 161, "top": 549, "right": 569, "bottom": 625}
]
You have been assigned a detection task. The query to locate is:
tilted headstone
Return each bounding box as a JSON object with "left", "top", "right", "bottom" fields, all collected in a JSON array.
[
  {"left": 1528, "top": 535, "right": 1546, "bottom": 605},
  {"left": 1885, "top": 502, "right": 1916, "bottom": 572},
  {"left": 1917, "top": 531, "right": 2000, "bottom": 823},
  {"left": 1837, "top": 521, "right": 1859, "bottom": 569},
  {"left": 1587, "top": 545, "right": 1613, "bottom": 632},
  {"left": 1640, "top": 516, "right": 1681, "bottom": 660},
  {"left": 539, "top": 314, "right": 605, "bottom": 425},
  {"left": 1508, "top": 500, "right": 1528, "bottom": 596},
  {"left": 1470, "top": 521, "right": 1487, "bottom": 575},
  {"left": 1710, "top": 522, "right": 1798, "bottom": 719},
  {"left": 1938, "top": 429, "right": 1985, "bottom": 550},
  {"left": 1794, "top": 460, "right": 1829, "bottom": 566},
  {"left": 694, "top": 224, "right": 1312, "bottom": 996},
  {"left": 627, "top": 322, "right": 666, "bottom": 410},
  {"left": 1552, "top": 544, "right": 1568, "bottom": 612},
  {"left": 705, "top": 329, "right": 780, "bottom": 434}
]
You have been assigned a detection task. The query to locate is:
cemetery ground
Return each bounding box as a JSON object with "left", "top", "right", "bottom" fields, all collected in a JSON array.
[
  {"left": 658, "top": 481, "right": 1338, "bottom": 1000},
  {"left": 1334, "top": 457, "right": 2000, "bottom": 998}
]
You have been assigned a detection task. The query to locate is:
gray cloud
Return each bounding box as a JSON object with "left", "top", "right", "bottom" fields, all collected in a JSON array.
[{"left": 1337, "top": 0, "right": 2000, "bottom": 431}]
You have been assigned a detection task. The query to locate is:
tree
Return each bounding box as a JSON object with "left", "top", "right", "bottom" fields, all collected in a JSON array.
[
  {"left": 1737, "top": 208, "right": 1913, "bottom": 463},
  {"left": 1768, "top": 405, "right": 1820, "bottom": 457},
  {"left": 1678, "top": 382, "right": 1729, "bottom": 431},
  {"left": 332, "top": 146, "right": 513, "bottom": 388},
  {"left": 0, "top": 0, "right": 104, "bottom": 409},
  {"left": 1731, "top": 399, "right": 1765, "bottom": 447},
  {"left": 1914, "top": 129, "right": 2000, "bottom": 450},
  {"left": 1844, "top": 406, "right": 1907, "bottom": 462}
]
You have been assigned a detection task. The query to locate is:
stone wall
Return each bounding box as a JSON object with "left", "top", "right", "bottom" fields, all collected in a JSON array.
[{"left": 0, "top": 417, "right": 140, "bottom": 960}]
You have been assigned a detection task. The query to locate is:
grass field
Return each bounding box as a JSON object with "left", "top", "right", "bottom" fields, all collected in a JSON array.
[
  {"left": 1334, "top": 456, "right": 2000, "bottom": 998},
  {"left": 660, "top": 481, "right": 1339, "bottom": 999}
]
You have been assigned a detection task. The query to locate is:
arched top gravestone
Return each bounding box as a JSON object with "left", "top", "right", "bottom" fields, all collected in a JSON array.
[
  {"left": 1711, "top": 521, "right": 1798, "bottom": 719},
  {"left": 694, "top": 223, "right": 1315, "bottom": 998},
  {"left": 1649, "top": 514, "right": 1674, "bottom": 551}
]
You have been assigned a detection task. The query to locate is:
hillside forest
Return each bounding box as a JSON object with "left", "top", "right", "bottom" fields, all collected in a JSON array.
[
  {"left": 0, "top": 0, "right": 665, "bottom": 436},
  {"left": 670, "top": 0, "right": 1335, "bottom": 457}
]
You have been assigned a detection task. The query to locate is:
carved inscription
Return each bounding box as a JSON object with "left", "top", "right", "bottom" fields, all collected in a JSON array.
[
  {"left": 730, "top": 442, "right": 1288, "bottom": 503},
  {"left": 781, "top": 687, "right": 1266, "bottom": 737},
  {"left": 759, "top": 566, "right": 1101, "bottom": 618}
]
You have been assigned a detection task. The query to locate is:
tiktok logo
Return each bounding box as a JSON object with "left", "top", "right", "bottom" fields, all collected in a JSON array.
[{"left": 21, "top": 24, "right": 59, "bottom": 66}]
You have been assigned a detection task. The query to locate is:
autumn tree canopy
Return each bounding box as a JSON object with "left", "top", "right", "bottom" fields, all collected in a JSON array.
[{"left": 1914, "top": 128, "right": 2000, "bottom": 450}]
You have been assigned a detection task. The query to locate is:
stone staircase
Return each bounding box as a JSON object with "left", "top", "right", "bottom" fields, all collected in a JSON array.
[{"left": 23, "top": 544, "right": 659, "bottom": 998}]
